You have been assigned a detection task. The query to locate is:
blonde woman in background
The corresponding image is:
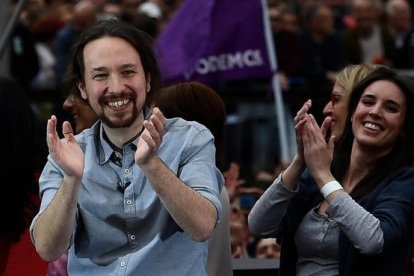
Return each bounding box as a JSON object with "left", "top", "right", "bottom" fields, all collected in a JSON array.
[{"left": 323, "top": 64, "right": 380, "bottom": 139}]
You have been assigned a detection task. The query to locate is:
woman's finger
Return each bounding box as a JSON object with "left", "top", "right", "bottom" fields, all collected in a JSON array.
[
  {"left": 320, "top": 116, "right": 332, "bottom": 138},
  {"left": 294, "top": 99, "right": 312, "bottom": 124}
]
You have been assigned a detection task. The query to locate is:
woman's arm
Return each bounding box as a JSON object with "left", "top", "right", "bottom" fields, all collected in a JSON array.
[
  {"left": 329, "top": 169, "right": 414, "bottom": 255},
  {"left": 248, "top": 100, "right": 329, "bottom": 237},
  {"left": 327, "top": 193, "right": 384, "bottom": 255},
  {"left": 248, "top": 171, "right": 299, "bottom": 237}
]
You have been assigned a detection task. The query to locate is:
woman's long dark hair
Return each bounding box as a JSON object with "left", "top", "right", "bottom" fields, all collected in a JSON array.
[
  {"left": 0, "top": 77, "right": 47, "bottom": 242},
  {"left": 332, "top": 67, "right": 414, "bottom": 198}
]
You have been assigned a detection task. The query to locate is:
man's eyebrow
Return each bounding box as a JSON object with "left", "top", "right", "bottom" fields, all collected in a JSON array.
[
  {"left": 88, "top": 64, "right": 138, "bottom": 72},
  {"left": 90, "top": 66, "right": 106, "bottom": 72},
  {"left": 119, "top": 64, "right": 136, "bottom": 69}
]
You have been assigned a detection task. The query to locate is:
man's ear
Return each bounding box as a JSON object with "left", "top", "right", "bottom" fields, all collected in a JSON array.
[{"left": 77, "top": 81, "right": 88, "bottom": 100}]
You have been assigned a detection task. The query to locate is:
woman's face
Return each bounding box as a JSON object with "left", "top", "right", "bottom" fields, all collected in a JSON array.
[
  {"left": 324, "top": 83, "right": 349, "bottom": 139},
  {"left": 351, "top": 80, "right": 406, "bottom": 152},
  {"left": 63, "top": 93, "right": 98, "bottom": 134}
]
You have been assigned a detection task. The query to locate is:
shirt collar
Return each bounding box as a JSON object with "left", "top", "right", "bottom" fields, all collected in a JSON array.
[{"left": 95, "top": 107, "right": 151, "bottom": 165}]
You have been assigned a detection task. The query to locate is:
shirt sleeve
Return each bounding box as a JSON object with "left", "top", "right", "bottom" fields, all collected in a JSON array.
[
  {"left": 178, "top": 127, "right": 224, "bottom": 224},
  {"left": 248, "top": 173, "right": 298, "bottom": 237}
]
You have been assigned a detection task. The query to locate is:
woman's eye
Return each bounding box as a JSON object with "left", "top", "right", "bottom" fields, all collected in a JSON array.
[
  {"left": 361, "top": 98, "right": 374, "bottom": 106},
  {"left": 385, "top": 104, "right": 399, "bottom": 113},
  {"left": 331, "top": 94, "right": 341, "bottom": 106}
]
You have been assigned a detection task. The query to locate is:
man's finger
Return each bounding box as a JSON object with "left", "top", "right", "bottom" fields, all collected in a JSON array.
[{"left": 62, "top": 121, "right": 75, "bottom": 143}]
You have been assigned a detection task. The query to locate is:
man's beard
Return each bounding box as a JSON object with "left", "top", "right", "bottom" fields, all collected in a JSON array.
[
  {"left": 97, "top": 92, "right": 142, "bottom": 128},
  {"left": 99, "top": 106, "right": 141, "bottom": 128}
]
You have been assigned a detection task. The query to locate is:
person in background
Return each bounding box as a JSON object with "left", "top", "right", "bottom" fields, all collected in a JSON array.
[
  {"left": 299, "top": 3, "right": 345, "bottom": 124},
  {"left": 30, "top": 12, "right": 64, "bottom": 93},
  {"left": 0, "top": 77, "right": 47, "bottom": 275},
  {"left": 323, "top": 63, "right": 379, "bottom": 139},
  {"left": 52, "top": 0, "right": 98, "bottom": 137},
  {"left": 341, "top": 0, "right": 396, "bottom": 66},
  {"left": 9, "top": 0, "right": 42, "bottom": 91},
  {"left": 248, "top": 67, "right": 414, "bottom": 275},
  {"left": 384, "top": 0, "right": 414, "bottom": 69},
  {"left": 270, "top": 4, "right": 303, "bottom": 116},
  {"left": 230, "top": 207, "right": 252, "bottom": 259},
  {"left": 255, "top": 238, "right": 280, "bottom": 259},
  {"left": 54, "top": 0, "right": 97, "bottom": 89},
  {"left": 30, "top": 19, "right": 223, "bottom": 275},
  {"left": 153, "top": 81, "right": 232, "bottom": 276},
  {"left": 62, "top": 85, "right": 98, "bottom": 135}
]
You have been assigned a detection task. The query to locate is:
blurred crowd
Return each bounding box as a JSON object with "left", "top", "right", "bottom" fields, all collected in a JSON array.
[
  {"left": 4, "top": 0, "right": 414, "bottom": 264},
  {"left": 6, "top": 0, "right": 186, "bottom": 128},
  {"left": 6, "top": 0, "right": 414, "bottom": 117},
  {"left": 270, "top": 0, "right": 414, "bottom": 123}
]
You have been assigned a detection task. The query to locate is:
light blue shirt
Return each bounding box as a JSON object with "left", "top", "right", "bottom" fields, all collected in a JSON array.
[{"left": 30, "top": 117, "right": 223, "bottom": 275}]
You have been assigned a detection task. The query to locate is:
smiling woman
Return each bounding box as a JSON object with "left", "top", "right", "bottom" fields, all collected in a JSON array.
[
  {"left": 248, "top": 66, "right": 414, "bottom": 275},
  {"left": 333, "top": 67, "right": 414, "bottom": 197},
  {"left": 351, "top": 80, "right": 406, "bottom": 152}
]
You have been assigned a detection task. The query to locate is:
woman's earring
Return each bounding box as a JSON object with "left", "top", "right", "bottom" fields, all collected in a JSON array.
[{"left": 147, "top": 83, "right": 151, "bottom": 92}]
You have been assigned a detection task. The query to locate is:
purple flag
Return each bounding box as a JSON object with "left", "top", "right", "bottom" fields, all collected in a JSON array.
[
  {"left": 156, "top": 0, "right": 292, "bottom": 162},
  {"left": 155, "top": 0, "right": 274, "bottom": 85}
]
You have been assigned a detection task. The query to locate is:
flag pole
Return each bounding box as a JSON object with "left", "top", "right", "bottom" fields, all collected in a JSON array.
[
  {"left": 0, "top": 0, "right": 28, "bottom": 58},
  {"left": 260, "top": 0, "right": 291, "bottom": 164}
]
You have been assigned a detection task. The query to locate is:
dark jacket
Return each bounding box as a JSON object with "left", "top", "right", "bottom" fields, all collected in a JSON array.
[{"left": 276, "top": 167, "right": 414, "bottom": 276}]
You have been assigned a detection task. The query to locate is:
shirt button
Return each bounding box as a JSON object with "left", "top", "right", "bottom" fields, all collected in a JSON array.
[
  {"left": 124, "top": 169, "right": 130, "bottom": 174},
  {"left": 126, "top": 200, "right": 132, "bottom": 205},
  {"left": 120, "top": 261, "right": 126, "bottom": 267},
  {"left": 131, "top": 235, "right": 136, "bottom": 240}
]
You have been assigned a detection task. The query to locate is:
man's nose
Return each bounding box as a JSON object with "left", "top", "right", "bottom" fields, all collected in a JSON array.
[{"left": 108, "top": 75, "right": 125, "bottom": 93}]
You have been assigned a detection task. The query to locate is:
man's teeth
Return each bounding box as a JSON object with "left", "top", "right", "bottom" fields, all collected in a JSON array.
[
  {"left": 108, "top": 99, "right": 128, "bottom": 107},
  {"left": 365, "top": 122, "right": 380, "bottom": 131}
]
